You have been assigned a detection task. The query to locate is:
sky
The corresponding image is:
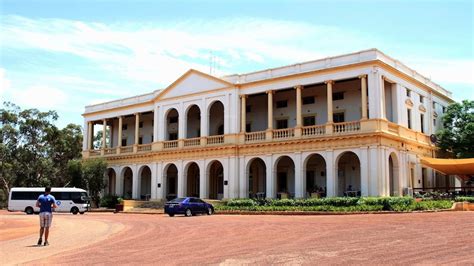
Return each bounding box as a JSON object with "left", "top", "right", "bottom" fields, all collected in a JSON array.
[{"left": 1, "top": 0, "right": 473, "bottom": 128}]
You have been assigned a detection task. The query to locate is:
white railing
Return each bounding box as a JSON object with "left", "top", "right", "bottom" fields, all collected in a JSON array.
[
  {"left": 137, "top": 144, "right": 152, "bottom": 152},
  {"left": 207, "top": 135, "right": 224, "bottom": 145},
  {"left": 120, "top": 146, "right": 133, "bottom": 154},
  {"left": 184, "top": 137, "right": 201, "bottom": 147},
  {"left": 245, "top": 131, "right": 266, "bottom": 142},
  {"left": 163, "top": 140, "right": 178, "bottom": 149},
  {"left": 104, "top": 148, "right": 116, "bottom": 155},
  {"left": 302, "top": 125, "right": 326, "bottom": 137},
  {"left": 272, "top": 128, "right": 295, "bottom": 139},
  {"left": 333, "top": 121, "right": 361, "bottom": 133}
]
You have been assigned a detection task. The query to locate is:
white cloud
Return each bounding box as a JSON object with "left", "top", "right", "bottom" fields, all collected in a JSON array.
[
  {"left": 0, "top": 68, "right": 10, "bottom": 98},
  {"left": 11, "top": 85, "right": 69, "bottom": 110}
]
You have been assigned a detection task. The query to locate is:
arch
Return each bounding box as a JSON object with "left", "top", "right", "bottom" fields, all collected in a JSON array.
[
  {"left": 246, "top": 157, "right": 266, "bottom": 199},
  {"left": 207, "top": 160, "right": 224, "bottom": 200},
  {"left": 274, "top": 155, "right": 296, "bottom": 198},
  {"left": 165, "top": 108, "right": 179, "bottom": 140},
  {"left": 138, "top": 165, "right": 151, "bottom": 200},
  {"left": 208, "top": 101, "right": 224, "bottom": 136},
  {"left": 336, "top": 151, "right": 361, "bottom": 197},
  {"left": 389, "top": 152, "right": 400, "bottom": 196},
  {"left": 304, "top": 153, "right": 327, "bottom": 198},
  {"left": 106, "top": 168, "right": 116, "bottom": 195},
  {"left": 186, "top": 104, "right": 201, "bottom": 138},
  {"left": 121, "top": 166, "right": 133, "bottom": 199},
  {"left": 185, "top": 162, "right": 200, "bottom": 197},
  {"left": 163, "top": 163, "right": 178, "bottom": 201}
]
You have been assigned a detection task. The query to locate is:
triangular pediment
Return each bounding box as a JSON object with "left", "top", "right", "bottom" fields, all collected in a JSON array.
[{"left": 156, "top": 69, "right": 233, "bottom": 100}]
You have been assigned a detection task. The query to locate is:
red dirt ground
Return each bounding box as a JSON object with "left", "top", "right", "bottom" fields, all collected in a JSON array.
[{"left": 1, "top": 210, "right": 473, "bottom": 265}]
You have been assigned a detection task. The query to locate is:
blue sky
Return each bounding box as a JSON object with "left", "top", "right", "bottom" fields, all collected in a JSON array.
[{"left": 1, "top": 0, "right": 473, "bottom": 128}]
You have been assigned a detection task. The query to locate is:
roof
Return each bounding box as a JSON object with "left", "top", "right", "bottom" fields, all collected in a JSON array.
[{"left": 420, "top": 157, "right": 474, "bottom": 175}]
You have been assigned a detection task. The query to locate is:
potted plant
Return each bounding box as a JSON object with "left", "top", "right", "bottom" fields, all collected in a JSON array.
[{"left": 115, "top": 197, "right": 124, "bottom": 212}]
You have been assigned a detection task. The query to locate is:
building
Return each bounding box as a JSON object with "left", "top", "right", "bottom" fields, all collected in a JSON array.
[{"left": 82, "top": 48, "right": 456, "bottom": 201}]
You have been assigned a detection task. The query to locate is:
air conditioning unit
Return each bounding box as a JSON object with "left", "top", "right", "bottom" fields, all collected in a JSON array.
[{"left": 403, "top": 187, "right": 413, "bottom": 197}]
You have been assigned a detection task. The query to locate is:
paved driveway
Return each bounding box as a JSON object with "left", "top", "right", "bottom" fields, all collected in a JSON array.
[{"left": 1, "top": 211, "right": 473, "bottom": 264}]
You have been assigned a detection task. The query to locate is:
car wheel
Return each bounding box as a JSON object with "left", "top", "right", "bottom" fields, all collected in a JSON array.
[
  {"left": 185, "top": 208, "right": 192, "bottom": 217},
  {"left": 207, "top": 207, "right": 213, "bottom": 215},
  {"left": 71, "top": 207, "right": 79, "bottom": 215},
  {"left": 25, "top": 207, "right": 34, "bottom": 215},
  {"left": 168, "top": 213, "right": 175, "bottom": 217}
]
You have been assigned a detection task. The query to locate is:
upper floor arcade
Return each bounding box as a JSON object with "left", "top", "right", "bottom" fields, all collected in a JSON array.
[{"left": 82, "top": 49, "right": 453, "bottom": 158}]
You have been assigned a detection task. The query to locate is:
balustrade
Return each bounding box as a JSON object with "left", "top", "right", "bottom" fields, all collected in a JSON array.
[
  {"left": 137, "top": 144, "right": 152, "bottom": 152},
  {"left": 184, "top": 137, "right": 201, "bottom": 147},
  {"left": 163, "top": 140, "right": 179, "bottom": 149},
  {"left": 245, "top": 131, "right": 266, "bottom": 142},
  {"left": 272, "top": 128, "right": 295, "bottom": 139},
  {"left": 207, "top": 135, "right": 224, "bottom": 145},
  {"left": 120, "top": 146, "right": 133, "bottom": 154},
  {"left": 302, "top": 125, "right": 326, "bottom": 137},
  {"left": 333, "top": 121, "right": 361, "bottom": 133}
]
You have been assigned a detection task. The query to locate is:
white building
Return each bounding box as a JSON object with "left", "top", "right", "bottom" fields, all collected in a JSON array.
[{"left": 82, "top": 48, "right": 455, "bottom": 200}]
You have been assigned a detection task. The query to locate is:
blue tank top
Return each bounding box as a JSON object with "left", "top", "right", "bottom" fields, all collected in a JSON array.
[{"left": 37, "top": 194, "right": 56, "bottom": 213}]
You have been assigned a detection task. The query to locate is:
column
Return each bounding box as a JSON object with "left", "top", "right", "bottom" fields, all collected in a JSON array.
[
  {"left": 150, "top": 162, "right": 158, "bottom": 200},
  {"left": 102, "top": 119, "right": 107, "bottom": 149},
  {"left": 228, "top": 157, "right": 238, "bottom": 199},
  {"left": 325, "top": 150, "right": 336, "bottom": 197},
  {"left": 368, "top": 68, "right": 385, "bottom": 119},
  {"left": 294, "top": 153, "right": 304, "bottom": 198},
  {"left": 325, "top": 80, "right": 334, "bottom": 123},
  {"left": 223, "top": 158, "right": 230, "bottom": 199},
  {"left": 118, "top": 116, "right": 123, "bottom": 147},
  {"left": 156, "top": 163, "right": 164, "bottom": 200},
  {"left": 87, "top": 122, "right": 93, "bottom": 150},
  {"left": 266, "top": 90, "right": 274, "bottom": 130},
  {"left": 177, "top": 161, "right": 185, "bottom": 197},
  {"left": 153, "top": 107, "right": 159, "bottom": 142},
  {"left": 240, "top": 95, "right": 247, "bottom": 132},
  {"left": 359, "top": 147, "right": 369, "bottom": 196},
  {"left": 134, "top": 113, "right": 140, "bottom": 145},
  {"left": 295, "top": 85, "right": 303, "bottom": 127},
  {"left": 132, "top": 165, "right": 139, "bottom": 199},
  {"left": 116, "top": 168, "right": 123, "bottom": 196},
  {"left": 265, "top": 155, "right": 275, "bottom": 198},
  {"left": 238, "top": 156, "right": 247, "bottom": 198},
  {"left": 359, "top": 75, "right": 368, "bottom": 119},
  {"left": 199, "top": 160, "right": 207, "bottom": 199}
]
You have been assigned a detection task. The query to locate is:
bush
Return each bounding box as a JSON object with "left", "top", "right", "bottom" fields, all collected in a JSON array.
[
  {"left": 413, "top": 200, "right": 453, "bottom": 210},
  {"left": 226, "top": 198, "right": 257, "bottom": 207},
  {"left": 455, "top": 196, "right": 474, "bottom": 203},
  {"left": 99, "top": 195, "right": 119, "bottom": 208}
]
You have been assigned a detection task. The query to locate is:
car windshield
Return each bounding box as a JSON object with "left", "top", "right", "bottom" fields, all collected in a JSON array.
[{"left": 169, "top": 198, "right": 186, "bottom": 203}]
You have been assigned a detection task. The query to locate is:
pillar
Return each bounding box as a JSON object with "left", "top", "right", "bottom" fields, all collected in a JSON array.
[
  {"left": 240, "top": 95, "right": 247, "bottom": 132},
  {"left": 87, "top": 122, "right": 93, "bottom": 150},
  {"left": 132, "top": 165, "right": 139, "bottom": 199},
  {"left": 239, "top": 156, "right": 247, "bottom": 198},
  {"left": 294, "top": 153, "right": 304, "bottom": 198},
  {"left": 102, "top": 119, "right": 107, "bottom": 149},
  {"left": 266, "top": 90, "right": 274, "bottom": 130},
  {"left": 326, "top": 150, "right": 336, "bottom": 197},
  {"left": 199, "top": 160, "right": 207, "bottom": 199},
  {"left": 265, "top": 155, "right": 275, "bottom": 198},
  {"left": 295, "top": 85, "right": 303, "bottom": 127},
  {"left": 134, "top": 113, "right": 140, "bottom": 145},
  {"left": 325, "top": 80, "right": 334, "bottom": 123},
  {"left": 177, "top": 161, "right": 185, "bottom": 197},
  {"left": 153, "top": 107, "right": 159, "bottom": 142},
  {"left": 359, "top": 75, "right": 368, "bottom": 119},
  {"left": 118, "top": 116, "right": 123, "bottom": 147},
  {"left": 359, "top": 147, "right": 369, "bottom": 196}
]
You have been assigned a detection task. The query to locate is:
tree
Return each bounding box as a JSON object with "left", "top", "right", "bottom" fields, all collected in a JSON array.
[
  {"left": 82, "top": 158, "right": 108, "bottom": 206},
  {"left": 67, "top": 159, "right": 84, "bottom": 188},
  {"left": 436, "top": 100, "right": 474, "bottom": 158}
]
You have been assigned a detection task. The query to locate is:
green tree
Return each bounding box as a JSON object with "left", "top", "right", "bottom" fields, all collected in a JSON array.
[
  {"left": 67, "top": 159, "right": 84, "bottom": 188},
  {"left": 436, "top": 100, "right": 474, "bottom": 158},
  {"left": 82, "top": 158, "right": 108, "bottom": 206}
]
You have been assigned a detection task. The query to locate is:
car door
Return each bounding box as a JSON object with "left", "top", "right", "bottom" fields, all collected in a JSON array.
[{"left": 196, "top": 199, "right": 206, "bottom": 213}]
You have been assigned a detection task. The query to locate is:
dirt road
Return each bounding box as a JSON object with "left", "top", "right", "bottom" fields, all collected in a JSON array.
[{"left": 1, "top": 211, "right": 473, "bottom": 264}]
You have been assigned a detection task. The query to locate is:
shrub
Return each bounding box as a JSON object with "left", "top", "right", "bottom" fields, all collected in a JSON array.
[
  {"left": 455, "top": 196, "right": 474, "bottom": 203},
  {"left": 99, "top": 195, "right": 119, "bottom": 208},
  {"left": 226, "top": 198, "right": 257, "bottom": 207},
  {"left": 322, "top": 197, "right": 359, "bottom": 207},
  {"left": 413, "top": 200, "right": 453, "bottom": 210}
]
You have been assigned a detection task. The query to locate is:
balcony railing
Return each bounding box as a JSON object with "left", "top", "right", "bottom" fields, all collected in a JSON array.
[
  {"left": 137, "top": 144, "right": 152, "bottom": 152},
  {"left": 245, "top": 131, "right": 266, "bottom": 143},
  {"left": 89, "top": 150, "right": 101, "bottom": 157},
  {"left": 207, "top": 135, "right": 224, "bottom": 145},
  {"left": 333, "top": 121, "right": 361, "bottom": 133},
  {"left": 104, "top": 148, "right": 116, "bottom": 155},
  {"left": 184, "top": 137, "right": 201, "bottom": 147},
  {"left": 302, "top": 125, "right": 326, "bottom": 137},
  {"left": 273, "top": 128, "right": 295, "bottom": 139},
  {"left": 120, "top": 146, "right": 133, "bottom": 154},
  {"left": 163, "top": 140, "right": 179, "bottom": 149}
]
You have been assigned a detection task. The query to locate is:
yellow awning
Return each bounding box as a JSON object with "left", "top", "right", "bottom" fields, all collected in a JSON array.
[{"left": 420, "top": 157, "right": 474, "bottom": 176}]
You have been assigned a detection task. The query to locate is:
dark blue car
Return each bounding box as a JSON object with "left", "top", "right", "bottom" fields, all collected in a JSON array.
[{"left": 164, "top": 197, "right": 214, "bottom": 217}]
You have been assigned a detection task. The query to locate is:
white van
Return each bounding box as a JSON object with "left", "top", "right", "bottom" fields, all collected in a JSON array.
[{"left": 8, "top": 187, "right": 90, "bottom": 215}]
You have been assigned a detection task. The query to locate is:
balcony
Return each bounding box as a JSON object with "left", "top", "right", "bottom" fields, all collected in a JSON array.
[{"left": 84, "top": 119, "right": 433, "bottom": 158}]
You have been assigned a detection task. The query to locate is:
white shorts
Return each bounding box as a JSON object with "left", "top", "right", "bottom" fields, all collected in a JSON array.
[{"left": 39, "top": 212, "right": 53, "bottom": 228}]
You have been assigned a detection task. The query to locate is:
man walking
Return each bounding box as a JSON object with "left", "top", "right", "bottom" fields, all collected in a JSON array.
[{"left": 36, "top": 187, "right": 57, "bottom": 246}]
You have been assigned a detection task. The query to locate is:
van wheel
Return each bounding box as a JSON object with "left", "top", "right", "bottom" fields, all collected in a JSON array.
[
  {"left": 71, "top": 207, "right": 79, "bottom": 215},
  {"left": 185, "top": 209, "right": 192, "bottom": 217},
  {"left": 25, "top": 207, "right": 34, "bottom": 215}
]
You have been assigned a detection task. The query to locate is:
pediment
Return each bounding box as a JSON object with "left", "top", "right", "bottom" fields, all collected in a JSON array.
[{"left": 156, "top": 69, "right": 233, "bottom": 100}]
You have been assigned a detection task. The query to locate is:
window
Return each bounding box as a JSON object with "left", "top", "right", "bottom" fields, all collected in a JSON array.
[
  {"left": 433, "top": 118, "right": 436, "bottom": 127},
  {"left": 169, "top": 116, "right": 178, "bottom": 123},
  {"left": 276, "top": 100, "right": 288, "bottom": 108},
  {"left": 246, "top": 105, "right": 251, "bottom": 113},
  {"left": 302, "top": 96, "right": 315, "bottom": 105},
  {"left": 420, "top": 114, "right": 425, "bottom": 133},
  {"left": 333, "top": 92, "right": 344, "bottom": 101},
  {"left": 406, "top": 89, "right": 411, "bottom": 97},
  {"left": 276, "top": 119, "right": 288, "bottom": 129},
  {"left": 420, "top": 95, "right": 424, "bottom": 103},
  {"left": 442, "top": 106, "right": 446, "bottom": 113},
  {"left": 122, "top": 124, "right": 128, "bottom": 130},
  {"left": 139, "top": 137, "right": 143, "bottom": 145},
  {"left": 139, "top": 122, "right": 144, "bottom": 128},
  {"left": 407, "top": 109, "right": 412, "bottom": 129},
  {"left": 303, "top": 116, "right": 316, "bottom": 126},
  {"left": 121, "top": 138, "right": 127, "bottom": 146},
  {"left": 432, "top": 101, "right": 436, "bottom": 109},
  {"left": 169, "top": 133, "right": 178, "bottom": 140},
  {"left": 11, "top": 191, "right": 42, "bottom": 200},
  {"left": 333, "top": 112, "right": 345, "bottom": 123},
  {"left": 246, "top": 123, "right": 251, "bottom": 132}
]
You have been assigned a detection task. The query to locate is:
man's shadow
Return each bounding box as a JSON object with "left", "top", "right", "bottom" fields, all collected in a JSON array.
[{"left": 26, "top": 245, "right": 43, "bottom": 248}]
